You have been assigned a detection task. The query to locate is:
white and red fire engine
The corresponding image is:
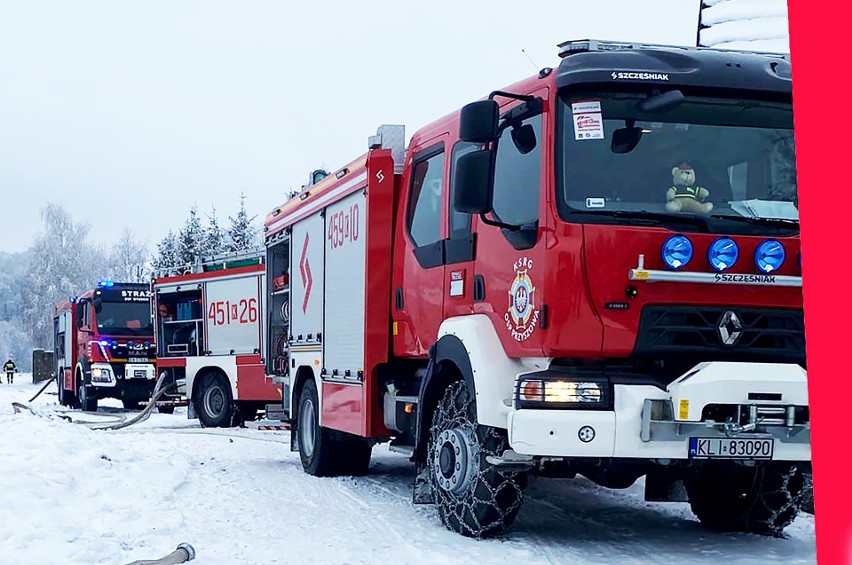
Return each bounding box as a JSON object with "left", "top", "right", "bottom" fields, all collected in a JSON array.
[
  {"left": 152, "top": 250, "right": 281, "bottom": 427},
  {"left": 54, "top": 281, "right": 162, "bottom": 412},
  {"left": 262, "top": 39, "right": 809, "bottom": 540}
]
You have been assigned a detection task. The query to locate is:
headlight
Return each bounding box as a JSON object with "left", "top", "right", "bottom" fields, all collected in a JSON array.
[
  {"left": 754, "top": 239, "right": 786, "bottom": 273},
  {"left": 91, "top": 367, "right": 112, "bottom": 382},
  {"left": 661, "top": 234, "right": 693, "bottom": 270},
  {"left": 707, "top": 237, "right": 739, "bottom": 272},
  {"left": 516, "top": 377, "right": 610, "bottom": 409}
]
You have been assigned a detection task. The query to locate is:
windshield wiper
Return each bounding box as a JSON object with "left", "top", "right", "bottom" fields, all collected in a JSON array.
[
  {"left": 710, "top": 214, "right": 799, "bottom": 229},
  {"left": 573, "top": 209, "right": 712, "bottom": 232}
]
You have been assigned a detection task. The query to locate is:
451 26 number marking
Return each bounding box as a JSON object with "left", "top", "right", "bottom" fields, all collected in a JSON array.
[{"left": 208, "top": 298, "right": 259, "bottom": 326}]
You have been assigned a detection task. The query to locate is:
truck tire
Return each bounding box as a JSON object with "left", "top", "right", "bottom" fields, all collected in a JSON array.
[
  {"left": 686, "top": 462, "right": 806, "bottom": 537},
  {"left": 195, "top": 372, "right": 235, "bottom": 428},
  {"left": 78, "top": 379, "right": 98, "bottom": 412},
  {"left": 297, "top": 378, "right": 341, "bottom": 476},
  {"left": 57, "top": 374, "right": 69, "bottom": 407},
  {"left": 427, "top": 380, "right": 527, "bottom": 539}
]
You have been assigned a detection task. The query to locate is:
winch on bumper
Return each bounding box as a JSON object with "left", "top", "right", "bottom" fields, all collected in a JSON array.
[{"left": 505, "top": 361, "right": 810, "bottom": 463}]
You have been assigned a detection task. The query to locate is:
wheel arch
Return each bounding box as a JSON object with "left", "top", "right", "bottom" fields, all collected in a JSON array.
[
  {"left": 413, "top": 314, "right": 541, "bottom": 464},
  {"left": 290, "top": 365, "right": 319, "bottom": 430},
  {"left": 190, "top": 366, "right": 231, "bottom": 403}
]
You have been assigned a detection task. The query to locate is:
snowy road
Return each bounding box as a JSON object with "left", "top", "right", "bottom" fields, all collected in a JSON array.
[{"left": 0, "top": 378, "right": 816, "bottom": 565}]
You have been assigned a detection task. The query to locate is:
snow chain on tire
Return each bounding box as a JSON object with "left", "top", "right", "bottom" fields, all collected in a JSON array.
[
  {"left": 687, "top": 461, "right": 806, "bottom": 537},
  {"left": 427, "top": 380, "right": 527, "bottom": 539}
]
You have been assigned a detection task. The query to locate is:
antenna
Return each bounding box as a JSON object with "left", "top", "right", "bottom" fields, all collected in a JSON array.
[{"left": 521, "top": 49, "right": 540, "bottom": 72}]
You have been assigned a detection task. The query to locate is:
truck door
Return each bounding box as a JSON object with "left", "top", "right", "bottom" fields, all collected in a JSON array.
[
  {"left": 470, "top": 87, "right": 550, "bottom": 356},
  {"left": 392, "top": 137, "right": 449, "bottom": 357}
]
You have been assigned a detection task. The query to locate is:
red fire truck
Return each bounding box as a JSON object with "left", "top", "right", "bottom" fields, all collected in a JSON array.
[
  {"left": 152, "top": 250, "right": 281, "bottom": 428},
  {"left": 263, "top": 39, "right": 809, "bottom": 539},
  {"left": 54, "top": 281, "right": 162, "bottom": 412}
]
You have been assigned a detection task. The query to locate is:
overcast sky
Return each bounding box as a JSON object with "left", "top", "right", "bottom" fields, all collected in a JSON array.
[{"left": 0, "top": 0, "right": 699, "bottom": 254}]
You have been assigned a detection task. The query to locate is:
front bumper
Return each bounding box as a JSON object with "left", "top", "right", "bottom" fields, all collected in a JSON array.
[
  {"left": 89, "top": 363, "right": 157, "bottom": 388},
  {"left": 507, "top": 361, "right": 811, "bottom": 462}
]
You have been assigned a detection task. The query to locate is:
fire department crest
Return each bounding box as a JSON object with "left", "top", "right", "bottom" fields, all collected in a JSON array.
[{"left": 505, "top": 257, "right": 540, "bottom": 342}]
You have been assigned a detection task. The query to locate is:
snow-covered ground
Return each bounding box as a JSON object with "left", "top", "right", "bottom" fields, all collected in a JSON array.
[{"left": 0, "top": 377, "right": 815, "bottom": 565}]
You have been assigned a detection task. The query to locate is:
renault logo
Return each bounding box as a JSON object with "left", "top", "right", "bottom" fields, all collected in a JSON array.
[{"left": 718, "top": 310, "right": 743, "bottom": 346}]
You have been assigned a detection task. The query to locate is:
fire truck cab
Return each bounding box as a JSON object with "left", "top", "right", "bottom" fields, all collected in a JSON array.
[
  {"left": 264, "top": 39, "right": 809, "bottom": 540},
  {"left": 54, "top": 281, "right": 160, "bottom": 412},
  {"left": 153, "top": 251, "right": 280, "bottom": 428}
]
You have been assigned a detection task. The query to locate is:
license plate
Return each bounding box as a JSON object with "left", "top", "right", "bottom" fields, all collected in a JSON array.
[
  {"left": 128, "top": 358, "right": 148, "bottom": 363},
  {"left": 688, "top": 437, "right": 774, "bottom": 460},
  {"left": 133, "top": 370, "right": 146, "bottom": 378}
]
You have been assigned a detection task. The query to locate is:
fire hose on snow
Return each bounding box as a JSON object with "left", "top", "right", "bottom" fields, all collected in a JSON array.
[
  {"left": 123, "top": 543, "right": 196, "bottom": 565},
  {"left": 12, "top": 371, "right": 176, "bottom": 430}
]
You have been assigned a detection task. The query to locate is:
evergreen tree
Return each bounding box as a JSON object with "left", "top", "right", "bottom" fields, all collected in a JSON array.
[
  {"left": 153, "top": 231, "right": 179, "bottom": 275},
  {"left": 202, "top": 205, "right": 227, "bottom": 257},
  {"left": 177, "top": 205, "right": 203, "bottom": 270},
  {"left": 227, "top": 193, "right": 258, "bottom": 253}
]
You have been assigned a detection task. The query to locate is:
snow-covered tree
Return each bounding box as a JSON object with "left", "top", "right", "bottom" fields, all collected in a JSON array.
[
  {"left": 108, "top": 228, "right": 150, "bottom": 283},
  {"left": 202, "top": 205, "right": 227, "bottom": 258},
  {"left": 227, "top": 193, "right": 258, "bottom": 253},
  {"left": 177, "top": 205, "right": 204, "bottom": 270},
  {"left": 22, "top": 203, "right": 94, "bottom": 348},
  {"left": 153, "top": 231, "right": 179, "bottom": 276}
]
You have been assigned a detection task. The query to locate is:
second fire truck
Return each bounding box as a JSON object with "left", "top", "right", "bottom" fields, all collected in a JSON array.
[
  {"left": 54, "top": 281, "right": 162, "bottom": 412},
  {"left": 152, "top": 250, "right": 281, "bottom": 427}
]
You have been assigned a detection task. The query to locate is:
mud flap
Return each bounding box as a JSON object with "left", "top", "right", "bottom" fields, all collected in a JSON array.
[
  {"left": 413, "top": 462, "right": 434, "bottom": 504},
  {"left": 290, "top": 429, "right": 299, "bottom": 452},
  {"left": 187, "top": 400, "right": 196, "bottom": 420},
  {"left": 645, "top": 473, "right": 689, "bottom": 503}
]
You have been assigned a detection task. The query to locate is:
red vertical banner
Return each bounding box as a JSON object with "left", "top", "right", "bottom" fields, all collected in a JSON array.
[{"left": 788, "top": 1, "right": 849, "bottom": 563}]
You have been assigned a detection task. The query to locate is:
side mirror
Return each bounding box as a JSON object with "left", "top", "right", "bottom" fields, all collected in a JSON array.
[
  {"left": 76, "top": 318, "right": 84, "bottom": 329},
  {"left": 453, "top": 149, "right": 494, "bottom": 214},
  {"left": 460, "top": 100, "right": 499, "bottom": 143},
  {"left": 510, "top": 124, "right": 537, "bottom": 155},
  {"left": 92, "top": 297, "right": 103, "bottom": 313}
]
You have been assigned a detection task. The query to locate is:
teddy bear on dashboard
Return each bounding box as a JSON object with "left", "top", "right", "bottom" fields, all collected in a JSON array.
[{"left": 665, "top": 162, "right": 713, "bottom": 215}]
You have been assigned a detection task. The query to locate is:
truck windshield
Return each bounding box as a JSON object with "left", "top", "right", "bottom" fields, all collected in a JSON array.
[
  {"left": 96, "top": 301, "right": 153, "bottom": 336},
  {"left": 556, "top": 89, "right": 798, "bottom": 233}
]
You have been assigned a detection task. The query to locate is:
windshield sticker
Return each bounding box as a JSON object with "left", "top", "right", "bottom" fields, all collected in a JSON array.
[
  {"left": 572, "top": 99, "right": 604, "bottom": 141},
  {"left": 585, "top": 197, "right": 606, "bottom": 208}
]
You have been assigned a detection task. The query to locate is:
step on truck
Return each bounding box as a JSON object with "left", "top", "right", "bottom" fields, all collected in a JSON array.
[
  {"left": 152, "top": 250, "right": 281, "bottom": 427},
  {"left": 54, "top": 281, "right": 163, "bottom": 412},
  {"left": 263, "top": 39, "right": 810, "bottom": 539}
]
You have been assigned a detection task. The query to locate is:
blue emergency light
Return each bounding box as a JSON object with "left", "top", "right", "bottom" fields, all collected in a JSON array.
[
  {"left": 97, "top": 281, "right": 115, "bottom": 288},
  {"left": 707, "top": 237, "right": 739, "bottom": 272},
  {"left": 754, "top": 240, "right": 786, "bottom": 273}
]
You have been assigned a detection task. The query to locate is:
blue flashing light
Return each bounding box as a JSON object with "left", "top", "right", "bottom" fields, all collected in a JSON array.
[
  {"left": 99, "top": 340, "right": 110, "bottom": 347},
  {"left": 754, "top": 240, "right": 786, "bottom": 273},
  {"left": 661, "top": 235, "right": 693, "bottom": 270},
  {"left": 111, "top": 340, "right": 118, "bottom": 348},
  {"left": 143, "top": 341, "right": 151, "bottom": 349},
  {"left": 97, "top": 280, "right": 115, "bottom": 288},
  {"left": 707, "top": 237, "right": 739, "bottom": 272}
]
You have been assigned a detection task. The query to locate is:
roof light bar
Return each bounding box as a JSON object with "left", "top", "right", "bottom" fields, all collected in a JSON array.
[{"left": 556, "top": 38, "right": 790, "bottom": 60}]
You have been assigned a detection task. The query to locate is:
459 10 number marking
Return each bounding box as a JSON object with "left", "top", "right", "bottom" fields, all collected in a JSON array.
[
  {"left": 328, "top": 204, "right": 360, "bottom": 250},
  {"left": 208, "top": 298, "right": 259, "bottom": 326}
]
